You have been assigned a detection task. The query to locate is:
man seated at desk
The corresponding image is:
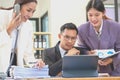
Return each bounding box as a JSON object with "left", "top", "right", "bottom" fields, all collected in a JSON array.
[{"left": 42, "top": 23, "right": 87, "bottom": 76}]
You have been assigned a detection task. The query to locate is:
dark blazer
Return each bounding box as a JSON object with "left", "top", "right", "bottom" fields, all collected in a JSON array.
[
  {"left": 77, "top": 19, "right": 120, "bottom": 76},
  {"left": 42, "top": 41, "right": 88, "bottom": 76}
]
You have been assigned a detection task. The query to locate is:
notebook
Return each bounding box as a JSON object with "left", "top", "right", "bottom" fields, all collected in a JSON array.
[{"left": 62, "top": 55, "right": 98, "bottom": 78}]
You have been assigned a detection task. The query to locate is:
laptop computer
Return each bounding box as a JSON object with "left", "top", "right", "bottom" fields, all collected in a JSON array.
[{"left": 62, "top": 55, "right": 98, "bottom": 78}]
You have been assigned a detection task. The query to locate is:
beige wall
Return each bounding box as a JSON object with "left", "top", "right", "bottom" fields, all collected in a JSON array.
[
  {"left": 0, "top": 0, "right": 14, "bottom": 7},
  {"left": 49, "top": 0, "right": 89, "bottom": 46},
  {"left": 0, "top": 0, "right": 89, "bottom": 46}
]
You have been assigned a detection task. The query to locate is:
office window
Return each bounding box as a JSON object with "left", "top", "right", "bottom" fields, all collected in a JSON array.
[
  {"left": 41, "top": 12, "right": 48, "bottom": 32},
  {"left": 104, "top": 0, "right": 119, "bottom": 22},
  {"left": 29, "top": 18, "right": 39, "bottom": 32},
  {"left": 103, "top": 0, "right": 115, "bottom": 21},
  {"left": 41, "top": 12, "right": 49, "bottom": 48},
  {"left": 105, "top": 5, "right": 115, "bottom": 21}
]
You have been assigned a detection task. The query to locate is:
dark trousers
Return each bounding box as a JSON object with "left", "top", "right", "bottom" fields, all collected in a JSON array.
[{"left": 10, "top": 52, "right": 17, "bottom": 65}]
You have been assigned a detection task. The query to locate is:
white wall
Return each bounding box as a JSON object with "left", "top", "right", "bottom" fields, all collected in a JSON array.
[
  {"left": 0, "top": 0, "right": 14, "bottom": 7},
  {"left": 49, "top": 0, "right": 89, "bottom": 46}
]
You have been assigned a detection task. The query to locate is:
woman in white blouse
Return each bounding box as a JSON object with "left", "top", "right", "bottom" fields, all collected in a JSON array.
[{"left": 0, "top": 0, "right": 45, "bottom": 73}]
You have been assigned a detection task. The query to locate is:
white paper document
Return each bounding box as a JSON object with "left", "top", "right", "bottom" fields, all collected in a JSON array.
[
  {"left": 13, "top": 65, "right": 50, "bottom": 79},
  {"left": 95, "top": 49, "right": 120, "bottom": 59}
]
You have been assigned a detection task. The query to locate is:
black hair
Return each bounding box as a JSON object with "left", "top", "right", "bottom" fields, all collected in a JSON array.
[
  {"left": 14, "top": 0, "right": 37, "bottom": 7},
  {"left": 0, "top": 0, "right": 37, "bottom": 10},
  {"left": 86, "top": 0, "right": 110, "bottom": 20},
  {"left": 60, "top": 23, "right": 78, "bottom": 34},
  {"left": 86, "top": 0, "right": 105, "bottom": 13}
]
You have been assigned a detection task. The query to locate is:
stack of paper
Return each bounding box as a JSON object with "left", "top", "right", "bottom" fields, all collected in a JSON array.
[{"left": 13, "top": 65, "right": 50, "bottom": 79}]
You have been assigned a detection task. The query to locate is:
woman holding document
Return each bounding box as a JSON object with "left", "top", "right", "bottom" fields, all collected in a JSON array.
[
  {"left": 0, "top": 0, "right": 45, "bottom": 75},
  {"left": 77, "top": 0, "right": 120, "bottom": 76}
]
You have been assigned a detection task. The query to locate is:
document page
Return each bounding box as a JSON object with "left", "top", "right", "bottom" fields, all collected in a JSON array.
[
  {"left": 13, "top": 65, "right": 50, "bottom": 79},
  {"left": 95, "top": 49, "right": 120, "bottom": 59}
]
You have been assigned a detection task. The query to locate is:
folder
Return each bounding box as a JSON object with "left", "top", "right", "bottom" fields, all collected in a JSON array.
[{"left": 95, "top": 49, "right": 120, "bottom": 60}]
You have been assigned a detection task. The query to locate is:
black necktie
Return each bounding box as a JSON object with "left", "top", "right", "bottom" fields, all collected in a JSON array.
[
  {"left": 10, "top": 29, "right": 19, "bottom": 65},
  {"left": 64, "top": 52, "right": 67, "bottom": 55}
]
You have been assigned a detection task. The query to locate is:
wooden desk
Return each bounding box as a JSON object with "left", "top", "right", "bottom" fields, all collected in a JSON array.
[
  {"left": 6, "top": 77, "right": 120, "bottom": 80},
  {"left": 26, "top": 77, "right": 120, "bottom": 80}
]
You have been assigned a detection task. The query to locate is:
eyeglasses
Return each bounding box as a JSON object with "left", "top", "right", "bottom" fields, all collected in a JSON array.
[{"left": 62, "top": 34, "right": 77, "bottom": 42}]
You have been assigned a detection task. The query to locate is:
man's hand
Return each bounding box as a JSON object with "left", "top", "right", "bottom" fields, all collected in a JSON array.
[
  {"left": 87, "top": 50, "right": 96, "bottom": 55},
  {"left": 65, "top": 48, "right": 80, "bottom": 56}
]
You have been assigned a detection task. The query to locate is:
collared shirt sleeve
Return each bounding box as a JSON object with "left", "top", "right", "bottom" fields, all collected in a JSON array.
[{"left": 0, "top": 29, "right": 11, "bottom": 46}]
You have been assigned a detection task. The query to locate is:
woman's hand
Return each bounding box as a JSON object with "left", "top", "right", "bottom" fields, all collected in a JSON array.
[
  {"left": 33, "top": 59, "right": 45, "bottom": 69},
  {"left": 7, "top": 12, "right": 22, "bottom": 35},
  {"left": 98, "top": 58, "right": 113, "bottom": 66}
]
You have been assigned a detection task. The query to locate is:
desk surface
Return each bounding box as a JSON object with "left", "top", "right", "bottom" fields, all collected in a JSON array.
[
  {"left": 6, "top": 77, "right": 120, "bottom": 80},
  {"left": 28, "top": 77, "right": 120, "bottom": 80},
  {"left": 49, "top": 77, "right": 120, "bottom": 80}
]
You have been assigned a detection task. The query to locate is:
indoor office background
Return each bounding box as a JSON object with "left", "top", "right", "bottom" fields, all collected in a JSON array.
[{"left": 0, "top": 0, "right": 120, "bottom": 57}]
